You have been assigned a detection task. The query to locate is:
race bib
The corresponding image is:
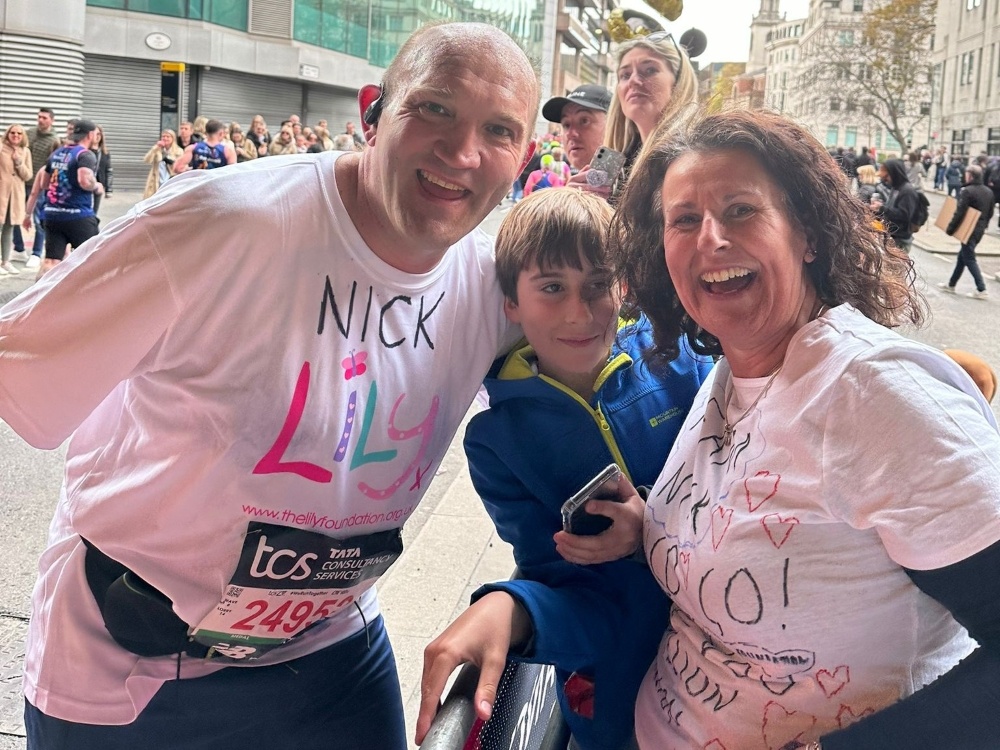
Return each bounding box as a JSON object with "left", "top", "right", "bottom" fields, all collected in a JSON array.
[{"left": 190, "top": 521, "right": 402, "bottom": 661}]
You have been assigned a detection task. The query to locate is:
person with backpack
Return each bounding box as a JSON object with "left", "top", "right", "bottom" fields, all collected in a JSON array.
[
  {"left": 985, "top": 159, "right": 1000, "bottom": 229},
  {"left": 946, "top": 157, "right": 965, "bottom": 198},
  {"left": 937, "top": 164, "right": 996, "bottom": 300},
  {"left": 872, "top": 158, "right": 924, "bottom": 253},
  {"left": 523, "top": 154, "right": 565, "bottom": 194}
]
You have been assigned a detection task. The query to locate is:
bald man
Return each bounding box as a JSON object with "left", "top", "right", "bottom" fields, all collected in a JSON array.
[{"left": 1, "top": 22, "right": 538, "bottom": 750}]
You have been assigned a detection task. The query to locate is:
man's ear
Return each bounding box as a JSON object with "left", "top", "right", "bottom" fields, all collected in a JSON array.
[
  {"left": 358, "top": 84, "right": 383, "bottom": 143},
  {"left": 517, "top": 140, "right": 536, "bottom": 174}
]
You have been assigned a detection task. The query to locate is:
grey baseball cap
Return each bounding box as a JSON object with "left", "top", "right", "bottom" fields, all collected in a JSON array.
[{"left": 542, "top": 84, "right": 612, "bottom": 123}]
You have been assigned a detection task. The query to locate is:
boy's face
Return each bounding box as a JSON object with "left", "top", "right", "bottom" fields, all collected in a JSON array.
[{"left": 504, "top": 258, "right": 621, "bottom": 397}]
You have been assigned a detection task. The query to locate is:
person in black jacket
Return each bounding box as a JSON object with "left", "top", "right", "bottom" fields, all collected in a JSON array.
[
  {"left": 90, "top": 125, "right": 112, "bottom": 218},
  {"left": 938, "top": 164, "right": 996, "bottom": 299},
  {"left": 872, "top": 158, "right": 919, "bottom": 252}
]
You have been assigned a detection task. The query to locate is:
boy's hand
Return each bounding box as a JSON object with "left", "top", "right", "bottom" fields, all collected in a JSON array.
[
  {"left": 554, "top": 474, "right": 644, "bottom": 565},
  {"left": 417, "top": 592, "right": 530, "bottom": 745}
]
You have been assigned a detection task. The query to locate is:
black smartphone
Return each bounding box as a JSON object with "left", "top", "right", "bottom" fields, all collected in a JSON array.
[
  {"left": 585, "top": 147, "right": 626, "bottom": 188},
  {"left": 560, "top": 464, "right": 623, "bottom": 536}
]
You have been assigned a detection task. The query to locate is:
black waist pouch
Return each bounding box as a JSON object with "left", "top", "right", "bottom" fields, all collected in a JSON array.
[{"left": 82, "top": 538, "right": 206, "bottom": 658}]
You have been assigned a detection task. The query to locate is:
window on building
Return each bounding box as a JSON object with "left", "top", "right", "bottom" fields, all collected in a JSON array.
[
  {"left": 830, "top": 98, "right": 841, "bottom": 111},
  {"left": 85, "top": 0, "right": 247, "bottom": 29},
  {"left": 853, "top": 0, "right": 864, "bottom": 10},
  {"left": 294, "top": 0, "right": 371, "bottom": 60},
  {"left": 845, "top": 127, "right": 857, "bottom": 147},
  {"left": 952, "top": 129, "right": 971, "bottom": 156},
  {"left": 846, "top": 99, "right": 856, "bottom": 112},
  {"left": 826, "top": 126, "right": 839, "bottom": 146},
  {"left": 960, "top": 51, "right": 976, "bottom": 84},
  {"left": 920, "top": 101, "right": 931, "bottom": 115},
  {"left": 987, "top": 127, "right": 1000, "bottom": 155},
  {"left": 875, "top": 129, "right": 882, "bottom": 149},
  {"left": 967, "top": 0, "right": 981, "bottom": 9},
  {"left": 838, "top": 30, "right": 855, "bottom": 46}
]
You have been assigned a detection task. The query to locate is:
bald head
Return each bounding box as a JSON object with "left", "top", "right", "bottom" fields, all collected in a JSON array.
[{"left": 382, "top": 22, "right": 541, "bottom": 138}]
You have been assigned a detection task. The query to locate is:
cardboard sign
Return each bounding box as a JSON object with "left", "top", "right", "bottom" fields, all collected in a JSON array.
[{"left": 935, "top": 195, "right": 981, "bottom": 244}]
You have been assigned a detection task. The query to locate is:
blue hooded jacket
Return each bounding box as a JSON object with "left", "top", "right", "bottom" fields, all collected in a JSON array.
[{"left": 466, "top": 316, "right": 713, "bottom": 749}]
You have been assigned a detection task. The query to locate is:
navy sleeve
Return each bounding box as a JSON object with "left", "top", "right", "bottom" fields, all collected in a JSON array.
[{"left": 820, "top": 539, "right": 1000, "bottom": 749}]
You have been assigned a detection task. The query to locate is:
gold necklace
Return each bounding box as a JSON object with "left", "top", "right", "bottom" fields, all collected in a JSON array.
[{"left": 722, "top": 366, "right": 782, "bottom": 447}]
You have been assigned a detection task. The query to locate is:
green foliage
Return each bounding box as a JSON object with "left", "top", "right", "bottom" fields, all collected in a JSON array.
[{"left": 812, "top": 0, "right": 935, "bottom": 150}]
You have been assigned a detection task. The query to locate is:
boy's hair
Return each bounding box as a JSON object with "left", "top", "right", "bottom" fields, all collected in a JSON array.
[{"left": 495, "top": 188, "right": 615, "bottom": 302}]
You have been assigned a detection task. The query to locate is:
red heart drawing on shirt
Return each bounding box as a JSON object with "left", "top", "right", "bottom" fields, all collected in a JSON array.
[
  {"left": 761, "top": 701, "right": 817, "bottom": 750},
  {"left": 711, "top": 506, "right": 733, "bottom": 551},
  {"left": 745, "top": 470, "right": 781, "bottom": 512},
  {"left": 816, "top": 665, "right": 850, "bottom": 698},
  {"left": 703, "top": 741, "right": 728, "bottom": 750},
  {"left": 679, "top": 551, "right": 691, "bottom": 589},
  {"left": 762, "top": 513, "right": 799, "bottom": 549},
  {"left": 836, "top": 703, "right": 875, "bottom": 728}
]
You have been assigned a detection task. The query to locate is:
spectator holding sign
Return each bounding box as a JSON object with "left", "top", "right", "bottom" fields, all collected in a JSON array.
[{"left": 937, "top": 164, "right": 996, "bottom": 299}]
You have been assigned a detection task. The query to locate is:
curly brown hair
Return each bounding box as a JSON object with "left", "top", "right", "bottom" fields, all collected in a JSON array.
[{"left": 611, "top": 108, "right": 926, "bottom": 367}]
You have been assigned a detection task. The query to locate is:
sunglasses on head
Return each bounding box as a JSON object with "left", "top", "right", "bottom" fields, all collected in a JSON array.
[{"left": 643, "top": 31, "right": 683, "bottom": 59}]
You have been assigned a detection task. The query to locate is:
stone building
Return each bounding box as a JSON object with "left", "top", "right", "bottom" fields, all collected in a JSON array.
[{"left": 932, "top": 0, "right": 1000, "bottom": 159}]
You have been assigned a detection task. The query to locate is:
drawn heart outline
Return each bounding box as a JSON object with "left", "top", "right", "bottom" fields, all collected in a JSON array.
[
  {"left": 761, "top": 700, "right": 817, "bottom": 750},
  {"left": 711, "top": 505, "right": 733, "bottom": 551},
  {"left": 761, "top": 513, "right": 799, "bottom": 549},
  {"left": 745, "top": 470, "right": 781, "bottom": 513},
  {"left": 816, "top": 665, "right": 850, "bottom": 698}
]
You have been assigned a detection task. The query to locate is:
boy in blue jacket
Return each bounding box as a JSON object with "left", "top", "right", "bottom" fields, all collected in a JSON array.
[{"left": 418, "top": 189, "right": 713, "bottom": 749}]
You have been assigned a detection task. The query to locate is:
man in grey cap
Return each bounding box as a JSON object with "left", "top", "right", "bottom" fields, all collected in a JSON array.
[{"left": 541, "top": 83, "right": 611, "bottom": 172}]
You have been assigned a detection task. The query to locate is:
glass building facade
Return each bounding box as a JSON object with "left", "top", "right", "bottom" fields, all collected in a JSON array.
[
  {"left": 86, "top": 0, "right": 545, "bottom": 68},
  {"left": 86, "top": 0, "right": 249, "bottom": 31}
]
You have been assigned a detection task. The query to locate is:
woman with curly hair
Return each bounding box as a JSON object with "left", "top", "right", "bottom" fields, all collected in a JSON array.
[{"left": 613, "top": 108, "right": 1000, "bottom": 749}]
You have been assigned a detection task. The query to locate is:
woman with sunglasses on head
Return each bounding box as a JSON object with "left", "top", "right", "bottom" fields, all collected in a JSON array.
[
  {"left": 0, "top": 124, "right": 33, "bottom": 275},
  {"left": 571, "top": 31, "right": 697, "bottom": 201}
]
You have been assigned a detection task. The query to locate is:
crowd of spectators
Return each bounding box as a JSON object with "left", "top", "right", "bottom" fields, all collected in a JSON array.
[{"left": 142, "top": 114, "right": 365, "bottom": 199}]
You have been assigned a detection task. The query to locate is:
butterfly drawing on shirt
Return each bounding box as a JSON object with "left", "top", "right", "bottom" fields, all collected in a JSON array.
[{"left": 342, "top": 350, "right": 368, "bottom": 380}]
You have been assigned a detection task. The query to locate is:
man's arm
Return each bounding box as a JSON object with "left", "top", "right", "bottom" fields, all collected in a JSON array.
[
  {"left": 76, "top": 167, "right": 103, "bottom": 195},
  {"left": 224, "top": 144, "right": 237, "bottom": 166},
  {"left": 23, "top": 167, "right": 49, "bottom": 229},
  {"left": 74, "top": 149, "right": 102, "bottom": 195},
  {"left": 172, "top": 144, "right": 196, "bottom": 173},
  {"left": 945, "top": 187, "right": 971, "bottom": 236}
]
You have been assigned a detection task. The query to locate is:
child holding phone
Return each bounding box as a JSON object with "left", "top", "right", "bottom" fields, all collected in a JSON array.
[{"left": 419, "top": 189, "right": 713, "bottom": 750}]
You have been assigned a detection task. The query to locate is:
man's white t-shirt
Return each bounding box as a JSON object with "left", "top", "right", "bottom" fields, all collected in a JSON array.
[
  {"left": 0, "top": 152, "right": 515, "bottom": 724},
  {"left": 636, "top": 305, "right": 1000, "bottom": 749}
]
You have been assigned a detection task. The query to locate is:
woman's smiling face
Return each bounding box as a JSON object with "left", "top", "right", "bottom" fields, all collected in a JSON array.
[{"left": 661, "top": 148, "right": 819, "bottom": 375}]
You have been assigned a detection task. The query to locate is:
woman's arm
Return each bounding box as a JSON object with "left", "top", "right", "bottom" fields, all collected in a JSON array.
[
  {"left": 13, "top": 148, "right": 32, "bottom": 182},
  {"left": 820, "top": 540, "right": 1000, "bottom": 749}
]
